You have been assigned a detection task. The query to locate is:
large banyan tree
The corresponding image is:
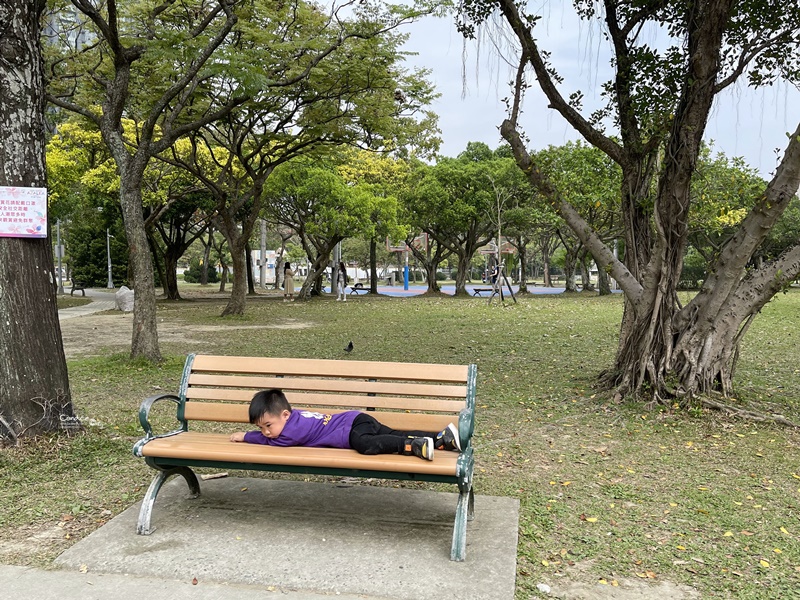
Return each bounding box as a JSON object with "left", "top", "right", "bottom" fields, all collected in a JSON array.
[{"left": 457, "top": 1, "right": 800, "bottom": 411}]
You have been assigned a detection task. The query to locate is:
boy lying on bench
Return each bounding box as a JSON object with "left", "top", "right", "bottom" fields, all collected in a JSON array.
[{"left": 230, "top": 389, "right": 461, "bottom": 460}]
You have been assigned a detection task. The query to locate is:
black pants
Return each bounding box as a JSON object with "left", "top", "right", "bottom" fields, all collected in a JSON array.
[{"left": 348, "top": 413, "right": 439, "bottom": 455}]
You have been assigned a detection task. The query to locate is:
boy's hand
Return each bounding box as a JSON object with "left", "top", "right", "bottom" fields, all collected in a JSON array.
[{"left": 230, "top": 432, "right": 246, "bottom": 442}]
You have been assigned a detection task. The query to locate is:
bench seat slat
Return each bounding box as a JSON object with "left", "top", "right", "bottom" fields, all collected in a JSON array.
[
  {"left": 183, "top": 403, "right": 456, "bottom": 432},
  {"left": 187, "top": 374, "right": 467, "bottom": 399},
  {"left": 190, "top": 355, "right": 469, "bottom": 383},
  {"left": 141, "top": 432, "right": 458, "bottom": 477},
  {"left": 184, "top": 390, "right": 465, "bottom": 412}
]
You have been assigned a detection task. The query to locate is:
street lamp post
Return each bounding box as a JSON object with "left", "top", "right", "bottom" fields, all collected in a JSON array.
[{"left": 106, "top": 228, "right": 114, "bottom": 289}]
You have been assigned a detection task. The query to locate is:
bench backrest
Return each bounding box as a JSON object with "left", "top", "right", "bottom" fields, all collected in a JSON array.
[{"left": 178, "top": 354, "right": 477, "bottom": 433}]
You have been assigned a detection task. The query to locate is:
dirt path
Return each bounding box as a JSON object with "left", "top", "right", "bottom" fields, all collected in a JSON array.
[{"left": 59, "top": 305, "right": 311, "bottom": 360}]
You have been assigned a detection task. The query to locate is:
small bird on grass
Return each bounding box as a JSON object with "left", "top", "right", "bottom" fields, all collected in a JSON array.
[{"left": 344, "top": 341, "right": 354, "bottom": 353}]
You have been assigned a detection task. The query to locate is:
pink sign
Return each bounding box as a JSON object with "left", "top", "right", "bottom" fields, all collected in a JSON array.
[{"left": 0, "top": 186, "right": 48, "bottom": 238}]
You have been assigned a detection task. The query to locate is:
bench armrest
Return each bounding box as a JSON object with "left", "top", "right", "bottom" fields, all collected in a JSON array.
[
  {"left": 133, "top": 394, "right": 187, "bottom": 457},
  {"left": 457, "top": 406, "right": 475, "bottom": 449}
]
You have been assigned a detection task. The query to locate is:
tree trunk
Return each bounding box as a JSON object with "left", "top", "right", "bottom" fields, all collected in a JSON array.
[
  {"left": 422, "top": 263, "right": 438, "bottom": 293},
  {"left": 515, "top": 237, "right": 529, "bottom": 294},
  {"left": 605, "top": 282, "right": 744, "bottom": 401},
  {"left": 0, "top": 0, "right": 75, "bottom": 441},
  {"left": 406, "top": 235, "right": 451, "bottom": 294},
  {"left": 369, "top": 238, "right": 378, "bottom": 294},
  {"left": 299, "top": 252, "right": 335, "bottom": 299},
  {"left": 538, "top": 238, "right": 556, "bottom": 287},
  {"left": 216, "top": 212, "right": 256, "bottom": 315},
  {"left": 148, "top": 231, "right": 168, "bottom": 294},
  {"left": 201, "top": 226, "right": 213, "bottom": 285},
  {"left": 597, "top": 266, "right": 612, "bottom": 296},
  {"left": 218, "top": 259, "right": 228, "bottom": 292},
  {"left": 579, "top": 248, "right": 596, "bottom": 292},
  {"left": 163, "top": 246, "right": 182, "bottom": 300},
  {"left": 222, "top": 241, "right": 247, "bottom": 316},
  {"left": 119, "top": 176, "right": 162, "bottom": 361},
  {"left": 562, "top": 242, "right": 579, "bottom": 293},
  {"left": 453, "top": 250, "right": 471, "bottom": 296},
  {"left": 246, "top": 242, "right": 256, "bottom": 295},
  {"left": 274, "top": 256, "right": 284, "bottom": 291}
]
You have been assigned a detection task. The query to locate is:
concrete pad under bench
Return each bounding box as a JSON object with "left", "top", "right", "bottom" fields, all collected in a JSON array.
[{"left": 56, "top": 477, "right": 519, "bottom": 599}]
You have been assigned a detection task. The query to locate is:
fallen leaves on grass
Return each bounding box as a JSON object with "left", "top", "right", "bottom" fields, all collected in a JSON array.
[{"left": 635, "top": 570, "right": 657, "bottom": 579}]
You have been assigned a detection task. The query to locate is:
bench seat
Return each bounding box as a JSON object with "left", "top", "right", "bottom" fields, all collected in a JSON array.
[
  {"left": 349, "top": 283, "right": 367, "bottom": 295},
  {"left": 471, "top": 287, "right": 494, "bottom": 296},
  {"left": 140, "top": 431, "right": 461, "bottom": 477},
  {"left": 133, "top": 354, "right": 477, "bottom": 561}
]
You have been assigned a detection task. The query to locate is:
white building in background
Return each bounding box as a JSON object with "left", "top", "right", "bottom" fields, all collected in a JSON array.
[
  {"left": 43, "top": 5, "right": 94, "bottom": 49},
  {"left": 250, "top": 250, "right": 279, "bottom": 284}
]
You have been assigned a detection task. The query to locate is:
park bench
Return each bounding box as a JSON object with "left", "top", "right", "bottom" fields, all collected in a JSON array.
[
  {"left": 69, "top": 278, "right": 86, "bottom": 296},
  {"left": 133, "top": 354, "right": 477, "bottom": 561},
  {"left": 349, "top": 282, "right": 367, "bottom": 295},
  {"left": 471, "top": 287, "right": 494, "bottom": 296}
]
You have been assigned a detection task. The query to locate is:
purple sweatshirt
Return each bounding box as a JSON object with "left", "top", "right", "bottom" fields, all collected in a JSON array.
[{"left": 243, "top": 410, "right": 359, "bottom": 449}]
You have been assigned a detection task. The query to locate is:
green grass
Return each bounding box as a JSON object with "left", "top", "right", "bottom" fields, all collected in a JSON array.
[
  {"left": 2, "top": 289, "right": 800, "bottom": 597},
  {"left": 56, "top": 296, "right": 92, "bottom": 309}
]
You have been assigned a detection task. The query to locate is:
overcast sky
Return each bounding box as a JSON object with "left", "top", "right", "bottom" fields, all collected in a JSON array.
[{"left": 401, "top": 13, "right": 800, "bottom": 179}]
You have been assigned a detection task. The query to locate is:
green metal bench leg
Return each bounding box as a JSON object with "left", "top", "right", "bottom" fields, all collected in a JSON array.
[
  {"left": 450, "top": 486, "right": 473, "bottom": 561},
  {"left": 137, "top": 467, "right": 200, "bottom": 535}
]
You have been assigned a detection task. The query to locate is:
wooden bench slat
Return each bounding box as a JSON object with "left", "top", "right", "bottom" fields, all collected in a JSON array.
[
  {"left": 190, "top": 355, "right": 469, "bottom": 383},
  {"left": 141, "top": 432, "right": 458, "bottom": 477},
  {"left": 184, "top": 403, "right": 456, "bottom": 432},
  {"left": 184, "top": 390, "right": 466, "bottom": 412},
  {"left": 187, "top": 373, "right": 468, "bottom": 399}
]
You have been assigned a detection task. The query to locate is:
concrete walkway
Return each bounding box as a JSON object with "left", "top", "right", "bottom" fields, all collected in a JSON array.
[
  {"left": 0, "top": 564, "right": 371, "bottom": 600},
  {"left": 58, "top": 288, "right": 118, "bottom": 321},
  {"left": 3, "top": 477, "right": 519, "bottom": 599}
]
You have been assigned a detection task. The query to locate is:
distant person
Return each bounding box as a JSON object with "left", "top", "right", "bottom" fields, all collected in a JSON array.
[
  {"left": 336, "top": 260, "right": 348, "bottom": 302},
  {"left": 229, "top": 389, "right": 461, "bottom": 461},
  {"left": 490, "top": 262, "right": 499, "bottom": 284},
  {"left": 283, "top": 263, "right": 295, "bottom": 302}
]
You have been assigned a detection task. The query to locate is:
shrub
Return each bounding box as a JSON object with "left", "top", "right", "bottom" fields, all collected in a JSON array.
[
  {"left": 679, "top": 248, "right": 706, "bottom": 290},
  {"left": 183, "top": 258, "right": 219, "bottom": 284}
]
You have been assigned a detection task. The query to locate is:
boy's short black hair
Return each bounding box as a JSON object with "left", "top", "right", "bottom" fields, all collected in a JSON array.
[{"left": 249, "top": 389, "right": 292, "bottom": 424}]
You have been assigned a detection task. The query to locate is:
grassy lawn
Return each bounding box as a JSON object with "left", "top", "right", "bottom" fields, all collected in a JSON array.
[
  {"left": 2, "top": 288, "right": 799, "bottom": 598},
  {"left": 56, "top": 296, "right": 92, "bottom": 309}
]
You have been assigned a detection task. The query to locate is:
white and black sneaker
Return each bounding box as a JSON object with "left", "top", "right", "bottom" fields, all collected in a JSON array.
[{"left": 435, "top": 423, "right": 461, "bottom": 452}]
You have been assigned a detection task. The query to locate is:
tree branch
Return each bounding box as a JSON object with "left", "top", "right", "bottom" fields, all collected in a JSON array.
[
  {"left": 495, "top": 0, "right": 625, "bottom": 165},
  {"left": 499, "top": 118, "right": 643, "bottom": 302},
  {"left": 144, "top": 0, "right": 238, "bottom": 144},
  {"left": 682, "top": 121, "right": 800, "bottom": 326},
  {"left": 714, "top": 31, "right": 796, "bottom": 94},
  {"left": 45, "top": 95, "right": 101, "bottom": 127}
]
